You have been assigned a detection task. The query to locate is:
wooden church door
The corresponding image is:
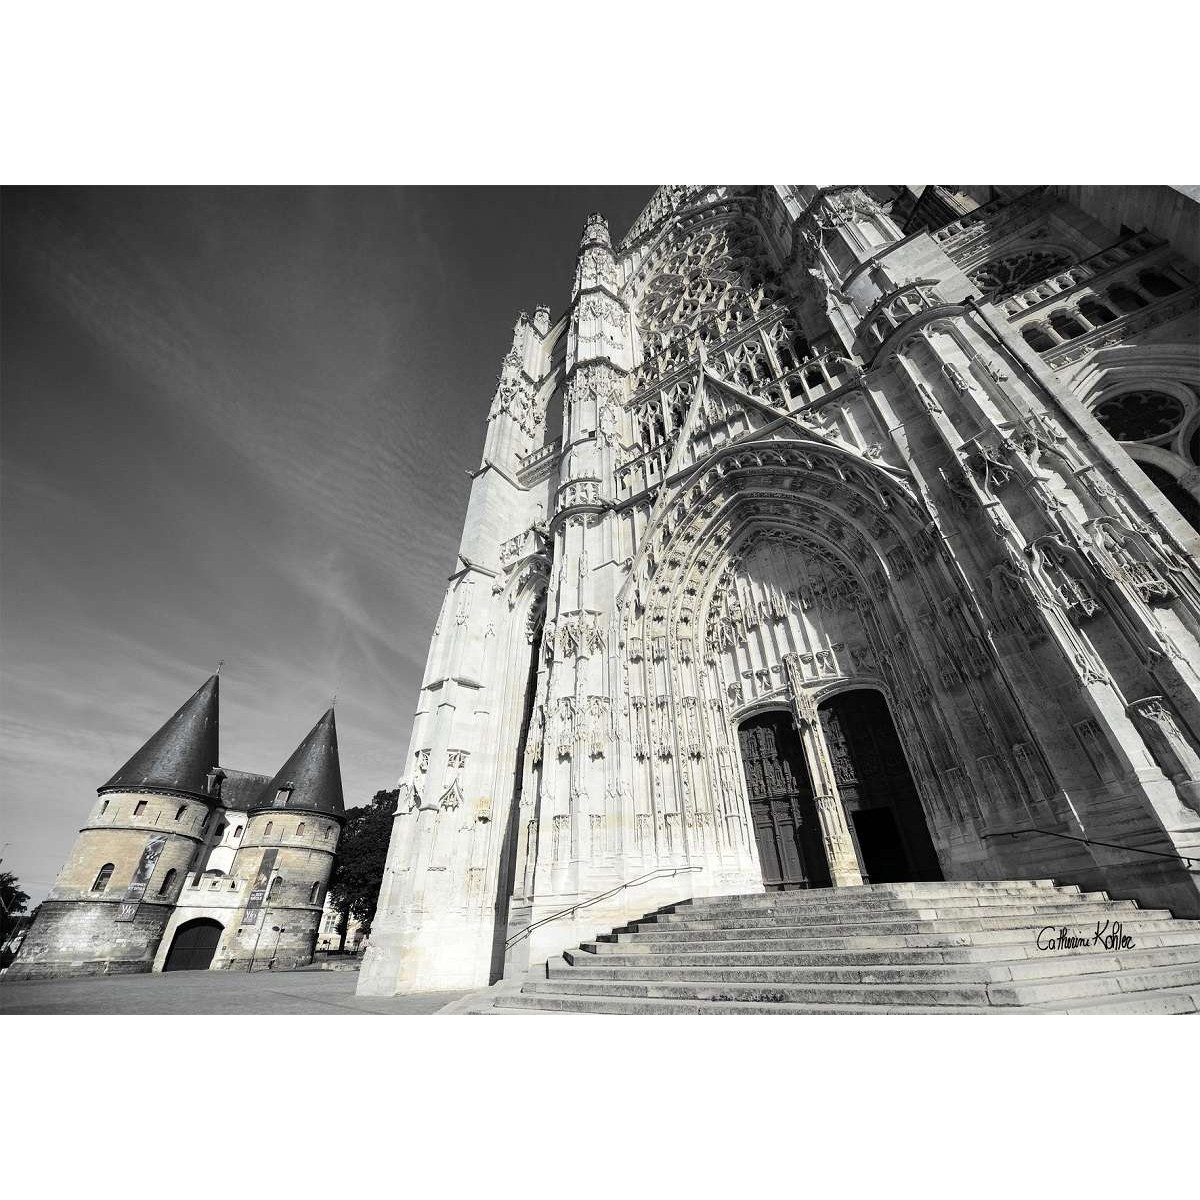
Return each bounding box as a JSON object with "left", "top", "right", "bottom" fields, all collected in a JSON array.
[{"left": 737, "top": 712, "right": 830, "bottom": 890}]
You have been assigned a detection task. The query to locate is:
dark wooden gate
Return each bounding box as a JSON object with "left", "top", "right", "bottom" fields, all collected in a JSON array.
[
  {"left": 163, "top": 918, "right": 223, "bottom": 971},
  {"left": 737, "top": 712, "right": 830, "bottom": 890},
  {"left": 818, "top": 689, "right": 942, "bottom": 883}
]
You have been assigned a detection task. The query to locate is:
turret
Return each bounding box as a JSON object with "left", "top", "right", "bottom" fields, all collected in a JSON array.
[
  {"left": 9, "top": 674, "right": 224, "bottom": 979},
  {"left": 221, "top": 709, "right": 346, "bottom": 970}
]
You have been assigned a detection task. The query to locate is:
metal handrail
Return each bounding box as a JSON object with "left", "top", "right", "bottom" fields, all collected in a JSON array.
[
  {"left": 981, "top": 827, "right": 1199, "bottom": 869},
  {"left": 504, "top": 866, "right": 703, "bottom": 952}
]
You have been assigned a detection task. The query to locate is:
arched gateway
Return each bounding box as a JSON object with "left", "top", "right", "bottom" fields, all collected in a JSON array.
[
  {"left": 162, "top": 918, "right": 223, "bottom": 972},
  {"left": 360, "top": 188, "right": 1200, "bottom": 999}
]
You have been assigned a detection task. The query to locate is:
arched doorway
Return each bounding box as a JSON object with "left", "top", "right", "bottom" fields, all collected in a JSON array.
[
  {"left": 737, "top": 711, "right": 831, "bottom": 890},
  {"left": 162, "top": 918, "right": 223, "bottom": 972},
  {"left": 818, "top": 689, "right": 942, "bottom": 884}
]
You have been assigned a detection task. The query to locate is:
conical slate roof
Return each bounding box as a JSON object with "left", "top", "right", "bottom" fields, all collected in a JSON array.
[
  {"left": 254, "top": 708, "right": 344, "bottom": 818},
  {"left": 100, "top": 674, "right": 219, "bottom": 798}
]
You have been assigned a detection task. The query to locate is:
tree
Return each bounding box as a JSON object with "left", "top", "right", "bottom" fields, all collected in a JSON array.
[
  {"left": 327, "top": 789, "right": 396, "bottom": 952},
  {"left": 0, "top": 871, "right": 31, "bottom": 955}
]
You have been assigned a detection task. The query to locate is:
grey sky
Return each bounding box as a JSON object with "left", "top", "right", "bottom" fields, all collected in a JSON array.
[{"left": 1, "top": 185, "right": 650, "bottom": 903}]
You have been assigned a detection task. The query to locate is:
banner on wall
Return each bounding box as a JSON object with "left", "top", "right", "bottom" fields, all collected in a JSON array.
[
  {"left": 115, "top": 834, "right": 169, "bottom": 922},
  {"left": 241, "top": 848, "right": 278, "bottom": 927}
]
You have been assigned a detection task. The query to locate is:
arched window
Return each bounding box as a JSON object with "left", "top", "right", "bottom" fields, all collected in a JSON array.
[
  {"left": 295, "top": 822, "right": 306, "bottom": 837},
  {"left": 1078, "top": 298, "right": 1116, "bottom": 327},
  {"left": 1108, "top": 284, "right": 1147, "bottom": 313},
  {"left": 264, "top": 821, "right": 274, "bottom": 836},
  {"left": 175, "top": 805, "right": 187, "bottom": 821},
  {"left": 1049, "top": 310, "right": 1086, "bottom": 340},
  {"left": 267, "top": 876, "right": 282, "bottom": 900},
  {"left": 157, "top": 868, "right": 178, "bottom": 896},
  {"left": 1138, "top": 269, "right": 1180, "bottom": 298},
  {"left": 233, "top": 825, "right": 243, "bottom": 840},
  {"left": 309, "top": 882, "right": 321, "bottom": 904},
  {"left": 1022, "top": 325, "right": 1057, "bottom": 352},
  {"left": 91, "top": 863, "right": 115, "bottom": 892}
]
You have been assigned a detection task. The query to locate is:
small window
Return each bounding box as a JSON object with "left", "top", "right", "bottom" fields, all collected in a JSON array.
[
  {"left": 323, "top": 826, "right": 330, "bottom": 840},
  {"left": 295, "top": 822, "right": 306, "bottom": 837},
  {"left": 264, "top": 821, "right": 274, "bottom": 837},
  {"left": 309, "top": 882, "right": 321, "bottom": 904},
  {"left": 190, "top": 874, "right": 200, "bottom": 888},
  {"left": 134, "top": 800, "right": 147, "bottom": 817},
  {"left": 1138, "top": 269, "right": 1180, "bottom": 298},
  {"left": 1022, "top": 326, "right": 1055, "bottom": 353},
  {"left": 92, "top": 863, "right": 115, "bottom": 892},
  {"left": 268, "top": 877, "right": 282, "bottom": 900},
  {"left": 1108, "top": 284, "right": 1147, "bottom": 313},
  {"left": 216, "top": 822, "right": 227, "bottom": 839},
  {"left": 175, "top": 805, "right": 187, "bottom": 821},
  {"left": 198, "top": 812, "right": 211, "bottom": 834},
  {"left": 233, "top": 825, "right": 243, "bottom": 840},
  {"left": 99, "top": 799, "right": 109, "bottom": 816},
  {"left": 274, "top": 787, "right": 292, "bottom": 806},
  {"left": 157, "top": 868, "right": 178, "bottom": 896}
]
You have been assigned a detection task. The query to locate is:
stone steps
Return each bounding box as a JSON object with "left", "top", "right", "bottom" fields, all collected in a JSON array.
[
  {"left": 563, "top": 938, "right": 1200, "bottom": 969},
  {"left": 581, "top": 920, "right": 1200, "bottom": 955},
  {"left": 629, "top": 899, "right": 1139, "bottom": 929},
  {"left": 665, "top": 883, "right": 1083, "bottom": 914},
  {"left": 495, "top": 880, "right": 1200, "bottom": 1015},
  {"left": 551, "top": 944, "right": 1200, "bottom": 985},
  {"left": 608, "top": 907, "right": 1175, "bottom": 943}
]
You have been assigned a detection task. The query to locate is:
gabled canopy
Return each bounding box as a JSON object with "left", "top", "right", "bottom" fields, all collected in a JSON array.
[{"left": 100, "top": 674, "right": 220, "bottom": 799}]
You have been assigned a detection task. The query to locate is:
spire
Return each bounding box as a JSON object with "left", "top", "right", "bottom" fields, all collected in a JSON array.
[
  {"left": 254, "top": 708, "right": 345, "bottom": 818},
  {"left": 100, "top": 674, "right": 220, "bottom": 799}
]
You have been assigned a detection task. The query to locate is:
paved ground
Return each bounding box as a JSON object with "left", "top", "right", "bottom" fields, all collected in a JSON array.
[{"left": 0, "top": 967, "right": 470, "bottom": 1015}]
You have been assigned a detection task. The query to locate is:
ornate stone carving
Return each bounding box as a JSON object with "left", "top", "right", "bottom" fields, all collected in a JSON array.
[{"left": 1127, "top": 696, "right": 1200, "bottom": 813}]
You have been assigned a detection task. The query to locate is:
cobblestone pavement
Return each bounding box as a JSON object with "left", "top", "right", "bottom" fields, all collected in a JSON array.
[{"left": 0, "top": 968, "right": 469, "bottom": 1015}]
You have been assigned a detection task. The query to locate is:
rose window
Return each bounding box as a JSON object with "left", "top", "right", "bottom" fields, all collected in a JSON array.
[
  {"left": 971, "top": 249, "right": 1074, "bottom": 300},
  {"left": 1093, "top": 390, "right": 1185, "bottom": 443}
]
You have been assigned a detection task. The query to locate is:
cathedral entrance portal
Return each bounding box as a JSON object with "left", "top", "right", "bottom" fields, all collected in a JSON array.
[
  {"left": 817, "top": 690, "right": 942, "bottom": 884},
  {"left": 737, "top": 712, "right": 831, "bottom": 890},
  {"left": 162, "top": 918, "right": 223, "bottom": 971}
]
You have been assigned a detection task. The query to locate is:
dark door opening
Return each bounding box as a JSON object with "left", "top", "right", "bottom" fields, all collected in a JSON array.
[
  {"left": 163, "top": 918, "right": 223, "bottom": 971},
  {"left": 818, "top": 688, "right": 941, "bottom": 883},
  {"left": 738, "top": 711, "right": 830, "bottom": 890},
  {"left": 851, "top": 808, "right": 911, "bottom": 884}
]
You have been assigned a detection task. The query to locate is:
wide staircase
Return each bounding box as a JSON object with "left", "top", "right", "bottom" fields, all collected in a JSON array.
[{"left": 495, "top": 880, "right": 1200, "bottom": 1014}]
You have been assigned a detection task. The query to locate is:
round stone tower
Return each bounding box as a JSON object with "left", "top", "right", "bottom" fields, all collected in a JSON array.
[
  {"left": 221, "top": 708, "right": 345, "bottom": 970},
  {"left": 9, "top": 675, "right": 222, "bottom": 979}
]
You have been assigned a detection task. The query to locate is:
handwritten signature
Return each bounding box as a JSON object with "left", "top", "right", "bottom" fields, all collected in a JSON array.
[{"left": 1036, "top": 921, "right": 1136, "bottom": 951}]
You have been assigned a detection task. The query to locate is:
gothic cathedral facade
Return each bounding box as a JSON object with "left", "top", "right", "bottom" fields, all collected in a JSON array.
[{"left": 358, "top": 185, "right": 1200, "bottom": 997}]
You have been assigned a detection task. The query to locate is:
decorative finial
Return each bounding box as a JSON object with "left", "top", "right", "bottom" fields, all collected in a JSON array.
[
  {"left": 216, "top": 659, "right": 224, "bottom": 675},
  {"left": 331, "top": 692, "right": 337, "bottom": 709}
]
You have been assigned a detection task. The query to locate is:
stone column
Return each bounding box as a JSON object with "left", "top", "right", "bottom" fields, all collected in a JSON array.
[{"left": 783, "top": 655, "right": 864, "bottom": 886}]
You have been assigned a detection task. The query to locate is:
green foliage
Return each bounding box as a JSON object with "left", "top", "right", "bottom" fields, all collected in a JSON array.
[
  {"left": 1, "top": 872, "right": 29, "bottom": 917},
  {"left": 328, "top": 788, "right": 396, "bottom": 940},
  {"left": 0, "top": 871, "right": 31, "bottom": 945}
]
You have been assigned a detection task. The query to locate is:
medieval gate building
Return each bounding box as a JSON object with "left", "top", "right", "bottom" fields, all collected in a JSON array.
[{"left": 358, "top": 185, "right": 1200, "bottom": 997}]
